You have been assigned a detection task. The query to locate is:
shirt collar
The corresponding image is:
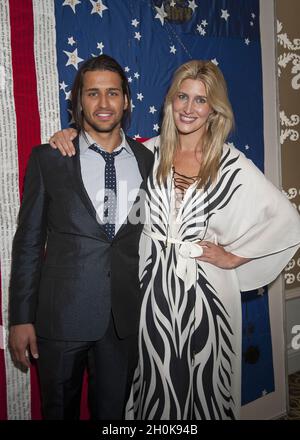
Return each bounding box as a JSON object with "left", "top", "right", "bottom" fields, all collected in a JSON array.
[{"left": 79, "top": 129, "right": 133, "bottom": 155}]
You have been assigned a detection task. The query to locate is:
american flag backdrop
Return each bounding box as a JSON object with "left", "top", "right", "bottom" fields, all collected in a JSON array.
[{"left": 0, "top": 0, "right": 275, "bottom": 420}]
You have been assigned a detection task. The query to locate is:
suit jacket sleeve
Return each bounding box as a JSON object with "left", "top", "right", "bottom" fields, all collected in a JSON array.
[{"left": 9, "top": 148, "right": 49, "bottom": 326}]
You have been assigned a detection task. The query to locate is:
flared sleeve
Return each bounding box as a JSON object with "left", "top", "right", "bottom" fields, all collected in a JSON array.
[{"left": 220, "top": 148, "right": 300, "bottom": 291}]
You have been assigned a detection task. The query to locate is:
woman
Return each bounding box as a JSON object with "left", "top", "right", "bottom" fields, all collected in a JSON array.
[{"left": 50, "top": 60, "right": 300, "bottom": 420}]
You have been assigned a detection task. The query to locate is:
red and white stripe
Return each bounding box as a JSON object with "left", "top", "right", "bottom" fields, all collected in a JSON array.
[
  {"left": 0, "top": 0, "right": 60, "bottom": 419},
  {"left": 0, "top": 0, "right": 29, "bottom": 421}
]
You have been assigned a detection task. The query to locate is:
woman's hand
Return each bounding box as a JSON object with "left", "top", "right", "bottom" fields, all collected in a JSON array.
[
  {"left": 196, "top": 241, "right": 250, "bottom": 269},
  {"left": 49, "top": 128, "right": 78, "bottom": 157}
]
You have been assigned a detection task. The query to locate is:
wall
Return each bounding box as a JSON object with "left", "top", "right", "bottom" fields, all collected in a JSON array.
[
  {"left": 241, "top": 0, "right": 287, "bottom": 419},
  {"left": 276, "top": 0, "right": 300, "bottom": 375},
  {"left": 277, "top": 0, "right": 300, "bottom": 292}
]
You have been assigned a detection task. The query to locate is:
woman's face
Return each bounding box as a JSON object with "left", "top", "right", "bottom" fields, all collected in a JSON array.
[{"left": 172, "top": 78, "right": 212, "bottom": 138}]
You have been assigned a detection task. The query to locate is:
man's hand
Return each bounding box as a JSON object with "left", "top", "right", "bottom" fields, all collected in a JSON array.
[
  {"left": 9, "top": 324, "right": 39, "bottom": 369},
  {"left": 196, "top": 241, "right": 250, "bottom": 269},
  {"left": 49, "top": 128, "right": 78, "bottom": 157}
]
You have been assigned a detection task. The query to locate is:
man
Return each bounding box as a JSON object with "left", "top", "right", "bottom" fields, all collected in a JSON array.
[{"left": 9, "top": 55, "right": 153, "bottom": 419}]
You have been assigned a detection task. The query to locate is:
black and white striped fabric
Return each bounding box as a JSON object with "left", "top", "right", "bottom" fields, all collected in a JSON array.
[{"left": 125, "top": 139, "right": 300, "bottom": 420}]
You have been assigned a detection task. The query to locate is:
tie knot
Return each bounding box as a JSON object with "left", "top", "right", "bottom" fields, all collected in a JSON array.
[{"left": 89, "top": 144, "right": 123, "bottom": 162}]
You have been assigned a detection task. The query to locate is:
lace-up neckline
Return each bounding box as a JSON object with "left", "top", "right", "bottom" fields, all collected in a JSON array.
[{"left": 172, "top": 166, "right": 198, "bottom": 214}]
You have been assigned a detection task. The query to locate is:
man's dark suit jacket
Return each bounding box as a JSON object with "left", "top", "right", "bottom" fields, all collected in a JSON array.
[{"left": 9, "top": 136, "right": 154, "bottom": 341}]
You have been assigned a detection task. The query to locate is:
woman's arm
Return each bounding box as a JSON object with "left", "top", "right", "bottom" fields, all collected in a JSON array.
[
  {"left": 196, "top": 240, "right": 251, "bottom": 269},
  {"left": 49, "top": 128, "right": 78, "bottom": 156}
]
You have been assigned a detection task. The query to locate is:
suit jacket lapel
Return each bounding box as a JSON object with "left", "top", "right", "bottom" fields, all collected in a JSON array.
[
  {"left": 65, "top": 136, "right": 108, "bottom": 240},
  {"left": 126, "top": 136, "right": 149, "bottom": 181},
  {"left": 115, "top": 137, "right": 150, "bottom": 238},
  {"left": 65, "top": 135, "right": 151, "bottom": 240}
]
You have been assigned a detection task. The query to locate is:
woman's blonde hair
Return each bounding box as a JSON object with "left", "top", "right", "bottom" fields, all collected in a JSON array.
[{"left": 156, "top": 60, "right": 234, "bottom": 188}]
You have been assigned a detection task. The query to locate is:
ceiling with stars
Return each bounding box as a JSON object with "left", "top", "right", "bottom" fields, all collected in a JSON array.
[{"left": 56, "top": 0, "right": 263, "bottom": 170}]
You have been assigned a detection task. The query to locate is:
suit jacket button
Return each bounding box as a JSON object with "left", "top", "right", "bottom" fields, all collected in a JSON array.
[{"left": 107, "top": 271, "right": 111, "bottom": 278}]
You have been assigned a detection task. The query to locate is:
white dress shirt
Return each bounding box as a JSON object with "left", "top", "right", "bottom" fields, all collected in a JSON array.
[{"left": 79, "top": 131, "right": 142, "bottom": 233}]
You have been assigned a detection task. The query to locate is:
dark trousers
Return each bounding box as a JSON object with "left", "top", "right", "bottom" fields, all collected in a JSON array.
[{"left": 36, "top": 315, "right": 138, "bottom": 420}]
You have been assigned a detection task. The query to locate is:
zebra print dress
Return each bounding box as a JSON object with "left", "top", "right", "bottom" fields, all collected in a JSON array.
[{"left": 126, "top": 138, "right": 300, "bottom": 420}]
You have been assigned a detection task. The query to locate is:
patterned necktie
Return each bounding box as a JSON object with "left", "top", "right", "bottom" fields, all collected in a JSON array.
[{"left": 89, "top": 143, "right": 123, "bottom": 240}]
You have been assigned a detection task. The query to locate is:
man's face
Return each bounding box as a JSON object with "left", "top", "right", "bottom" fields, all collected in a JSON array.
[{"left": 81, "top": 70, "right": 128, "bottom": 136}]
